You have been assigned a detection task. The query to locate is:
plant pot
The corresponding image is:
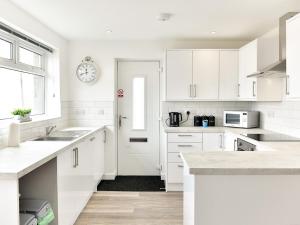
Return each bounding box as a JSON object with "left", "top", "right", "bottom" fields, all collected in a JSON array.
[{"left": 15, "top": 113, "right": 32, "bottom": 123}]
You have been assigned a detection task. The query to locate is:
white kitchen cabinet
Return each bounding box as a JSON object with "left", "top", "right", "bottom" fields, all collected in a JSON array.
[
  {"left": 57, "top": 130, "right": 105, "bottom": 225},
  {"left": 286, "top": 14, "right": 300, "bottom": 98},
  {"left": 238, "top": 31, "right": 283, "bottom": 101},
  {"left": 57, "top": 146, "right": 81, "bottom": 225},
  {"left": 202, "top": 133, "right": 224, "bottom": 151},
  {"left": 223, "top": 132, "right": 238, "bottom": 151},
  {"left": 166, "top": 50, "right": 193, "bottom": 100},
  {"left": 90, "top": 130, "right": 105, "bottom": 189},
  {"left": 219, "top": 50, "right": 239, "bottom": 100},
  {"left": 166, "top": 133, "right": 202, "bottom": 191},
  {"left": 193, "top": 50, "right": 220, "bottom": 100}
]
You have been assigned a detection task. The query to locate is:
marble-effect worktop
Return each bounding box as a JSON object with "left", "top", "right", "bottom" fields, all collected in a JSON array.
[{"left": 0, "top": 126, "right": 104, "bottom": 179}]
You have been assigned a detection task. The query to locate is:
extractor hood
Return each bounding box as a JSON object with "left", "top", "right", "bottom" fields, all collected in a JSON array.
[{"left": 247, "top": 12, "right": 299, "bottom": 78}]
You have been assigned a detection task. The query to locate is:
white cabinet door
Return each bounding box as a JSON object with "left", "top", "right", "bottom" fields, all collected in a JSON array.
[
  {"left": 90, "top": 130, "right": 105, "bottom": 188},
  {"left": 287, "top": 15, "right": 300, "bottom": 98},
  {"left": 166, "top": 50, "right": 193, "bottom": 100},
  {"left": 193, "top": 50, "right": 220, "bottom": 100},
  {"left": 57, "top": 147, "right": 80, "bottom": 225},
  {"left": 223, "top": 132, "right": 238, "bottom": 151},
  {"left": 239, "top": 41, "right": 257, "bottom": 100},
  {"left": 203, "top": 133, "right": 224, "bottom": 152},
  {"left": 76, "top": 140, "right": 94, "bottom": 211},
  {"left": 219, "top": 50, "right": 239, "bottom": 100}
]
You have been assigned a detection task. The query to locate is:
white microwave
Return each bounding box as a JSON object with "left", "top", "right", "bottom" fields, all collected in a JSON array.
[{"left": 223, "top": 111, "right": 260, "bottom": 128}]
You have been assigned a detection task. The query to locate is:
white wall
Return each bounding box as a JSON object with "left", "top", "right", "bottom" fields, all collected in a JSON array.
[{"left": 67, "top": 39, "right": 246, "bottom": 178}]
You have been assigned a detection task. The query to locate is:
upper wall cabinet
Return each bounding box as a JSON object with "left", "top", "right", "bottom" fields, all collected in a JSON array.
[
  {"left": 193, "top": 50, "right": 220, "bottom": 100},
  {"left": 238, "top": 29, "right": 283, "bottom": 101},
  {"left": 219, "top": 50, "right": 239, "bottom": 100},
  {"left": 166, "top": 50, "right": 193, "bottom": 100},
  {"left": 166, "top": 49, "right": 239, "bottom": 101},
  {"left": 286, "top": 13, "right": 300, "bottom": 99}
]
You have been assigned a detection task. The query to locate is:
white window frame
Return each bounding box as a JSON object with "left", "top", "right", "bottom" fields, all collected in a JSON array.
[
  {"left": 0, "top": 29, "right": 48, "bottom": 120},
  {"left": 0, "top": 29, "right": 47, "bottom": 77}
]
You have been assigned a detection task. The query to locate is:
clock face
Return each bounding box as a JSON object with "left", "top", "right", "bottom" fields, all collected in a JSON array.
[{"left": 76, "top": 63, "right": 97, "bottom": 83}]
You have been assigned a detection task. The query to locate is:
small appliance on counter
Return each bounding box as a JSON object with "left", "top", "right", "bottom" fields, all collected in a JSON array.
[
  {"left": 208, "top": 115, "right": 215, "bottom": 127},
  {"left": 194, "top": 116, "right": 202, "bottom": 127},
  {"left": 223, "top": 110, "right": 259, "bottom": 128},
  {"left": 168, "top": 112, "right": 183, "bottom": 127}
]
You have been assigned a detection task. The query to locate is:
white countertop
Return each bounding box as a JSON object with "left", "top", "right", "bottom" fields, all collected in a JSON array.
[
  {"left": 163, "top": 125, "right": 300, "bottom": 175},
  {"left": 0, "top": 126, "right": 105, "bottom": 179}
]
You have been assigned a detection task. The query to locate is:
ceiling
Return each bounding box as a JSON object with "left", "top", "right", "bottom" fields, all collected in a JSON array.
[{"left": 9, "top": 0, "right": 300, "bottom": 41}]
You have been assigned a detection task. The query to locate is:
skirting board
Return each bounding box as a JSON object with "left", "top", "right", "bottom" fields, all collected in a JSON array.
[{"left": 103, "top": 172, "right": 117, "bottom": 180}]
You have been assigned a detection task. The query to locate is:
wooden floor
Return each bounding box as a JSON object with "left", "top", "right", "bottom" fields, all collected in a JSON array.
[{"left": 75, "top": 191, "right": 183, "bottom": 225}]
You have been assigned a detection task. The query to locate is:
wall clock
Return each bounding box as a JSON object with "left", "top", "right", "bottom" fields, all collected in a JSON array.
[{"left": 76, "top": 56, "right": 98, "bottom": 83}]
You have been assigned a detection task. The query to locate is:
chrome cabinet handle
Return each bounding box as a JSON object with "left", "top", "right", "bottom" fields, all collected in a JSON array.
[
  {"left": 73, "top": 148, "right": 76, "bottom": 168},
  {"left": 286, "top": 75, "right": 290, "bottom": 95},
  {"left": 178, "top": 134, "right": 192, "bottom": 137},
  {"left": 189, "top": 84, "right": 192, "bottom": 97},
  {"left": 234, "top": 139, "right": 237, "bottom": 151},
  {"left": 177, "top": 165, "right": 184, "bottom": 168},
  {"left": 238, "top": 83, "right": 240, "bottom": 97},
  {"left": 193, "top": 84, "right": 197, "bottom": 97},
  {"left": 90, "top": 137, "right": 95, "bottom": 142},
  {"left": 219, "top": 134, "right": 223, "bottom": 149},
  {"left": 75, "top": 148, "right": 79, "bottom": 166},
  {"left": 178, "top": 144, "right": 193, "bottom": 147},
  {"left": 252, "top": 81, "right": 256, "bottom": 97},
  {"left": 103, "top": 130, "right": 107, "bottom": 143}
]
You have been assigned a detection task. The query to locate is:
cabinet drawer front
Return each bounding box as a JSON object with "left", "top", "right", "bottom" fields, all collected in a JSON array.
[
  {"left": 168, "top": 133, "right": 203, "bottom": 143},
  {"left": 168, "top": 142, "right": 203, "bottom": 153},
  {"left": 168, "top": 153, "right": 183, "bottom": 163},
  {"left": 168, "top": 163, "right": 184, "bottom": 183}
]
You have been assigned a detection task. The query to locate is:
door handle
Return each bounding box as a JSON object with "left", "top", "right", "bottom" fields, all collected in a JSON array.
[
  {"left": 119, "top": 115, "right": 128, "bottom": 128},
  {"left": 193, "top": 84, "right": 197, "bottom": 97},
  {"left": 103, "top": 130, "right": 107, "bottom": 143},
  {"left": 234, "top": 139, "right": 237, "bottom": 151},
  {"left": 238, "top": 83, "right": 240, "bottom": 97},
  {"left": 178, "top": 144, "right": 193, "bottom": 147},
  {"left": 177, "top": 165, "right": 184, "bottom": 168},
  {"left": 189, "top": 84, "right": 192, "bottom": 97}
]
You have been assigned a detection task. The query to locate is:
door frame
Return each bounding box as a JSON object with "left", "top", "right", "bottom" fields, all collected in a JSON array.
[{"left": 114, "top": 59, "right": 161, "bottom": 176}]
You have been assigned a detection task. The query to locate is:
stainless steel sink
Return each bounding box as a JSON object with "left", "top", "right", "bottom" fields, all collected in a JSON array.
[{"left": 33, "top": 136, "right": 76, "bottom": 141}]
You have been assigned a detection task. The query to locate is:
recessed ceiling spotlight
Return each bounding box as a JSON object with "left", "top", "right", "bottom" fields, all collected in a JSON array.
[
  {"left": 106, "top": 30, "right": 112, "bottom": 34},
  {"left": 157, "top": 13, "right": 172, "bottom": 22},
  {"left": 211, "top": 31, "right": 217, "bottom": 35}
]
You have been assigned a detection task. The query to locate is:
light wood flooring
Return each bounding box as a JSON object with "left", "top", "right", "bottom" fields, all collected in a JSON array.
[{"left": 75, "top": 191, "right": 183, "bottom": 225}]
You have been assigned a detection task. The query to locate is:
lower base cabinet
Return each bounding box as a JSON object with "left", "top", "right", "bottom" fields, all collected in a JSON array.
[
  {"left": 57, "top": 130, "right": 105, "bottom": 225},
  {"left": 165, "top": 132, "right": 225, "bottom": 191}
]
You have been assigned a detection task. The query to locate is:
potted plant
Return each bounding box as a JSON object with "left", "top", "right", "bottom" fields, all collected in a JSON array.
[{"left": 12, "top": 108, "right": 32, "bottom": 122}]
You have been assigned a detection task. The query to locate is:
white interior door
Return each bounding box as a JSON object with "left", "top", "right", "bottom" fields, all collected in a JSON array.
[{"left": 117, "top": 61, "right": 160, "bottom": 175}]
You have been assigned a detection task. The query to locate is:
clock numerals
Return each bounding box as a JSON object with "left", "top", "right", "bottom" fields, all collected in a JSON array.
[{"left": 76, "top": 62, "right": 98, "bottom": 83}]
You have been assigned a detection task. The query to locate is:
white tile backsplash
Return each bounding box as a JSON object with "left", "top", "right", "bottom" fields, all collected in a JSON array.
[
  {"left": 0, "top": 100, "right": 114, "bottom": 149},
  {"left": 161, "top": 101, "right": 251, "bottom": 127},
  {"left": 252, "top": 101, "right": 300, "bottom": 138}
]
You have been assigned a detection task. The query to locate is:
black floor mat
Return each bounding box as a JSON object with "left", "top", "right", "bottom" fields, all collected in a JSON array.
[{"left": 97, "top": 176, "right": 165, "bottom": 192}]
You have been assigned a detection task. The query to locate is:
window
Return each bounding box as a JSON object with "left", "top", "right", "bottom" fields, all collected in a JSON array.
[
  {"left": 0, "top": 28, "right": 50, "bottom": 120},
  {"left": 132, "top": 77, "right": 145, "bottom": 130},
  {"left": 0, "top": 38, "right": 12, "bottom": 59},
  {"left": 19, "top": 47, "right": 42, "bottom": 68},
  {"left": 0, "top": 68, "right": 45, "bottom": 119}
]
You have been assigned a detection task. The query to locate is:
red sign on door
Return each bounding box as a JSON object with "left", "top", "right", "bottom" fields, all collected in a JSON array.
[{"left": 117, "top": 89, "right": 124, "bottom": 97}]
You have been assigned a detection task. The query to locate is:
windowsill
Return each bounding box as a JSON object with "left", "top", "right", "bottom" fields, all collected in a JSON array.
[{"left": 0, "top": 114, "right": 61, "bottom": 129}]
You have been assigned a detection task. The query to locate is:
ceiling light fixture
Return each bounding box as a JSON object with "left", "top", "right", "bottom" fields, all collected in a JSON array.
[
  {"left": 157, "top": 13, "right": 172, "bottom": 22},
  {"left": 211, "top": 31, "right": 217, "bottom": 35}
]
